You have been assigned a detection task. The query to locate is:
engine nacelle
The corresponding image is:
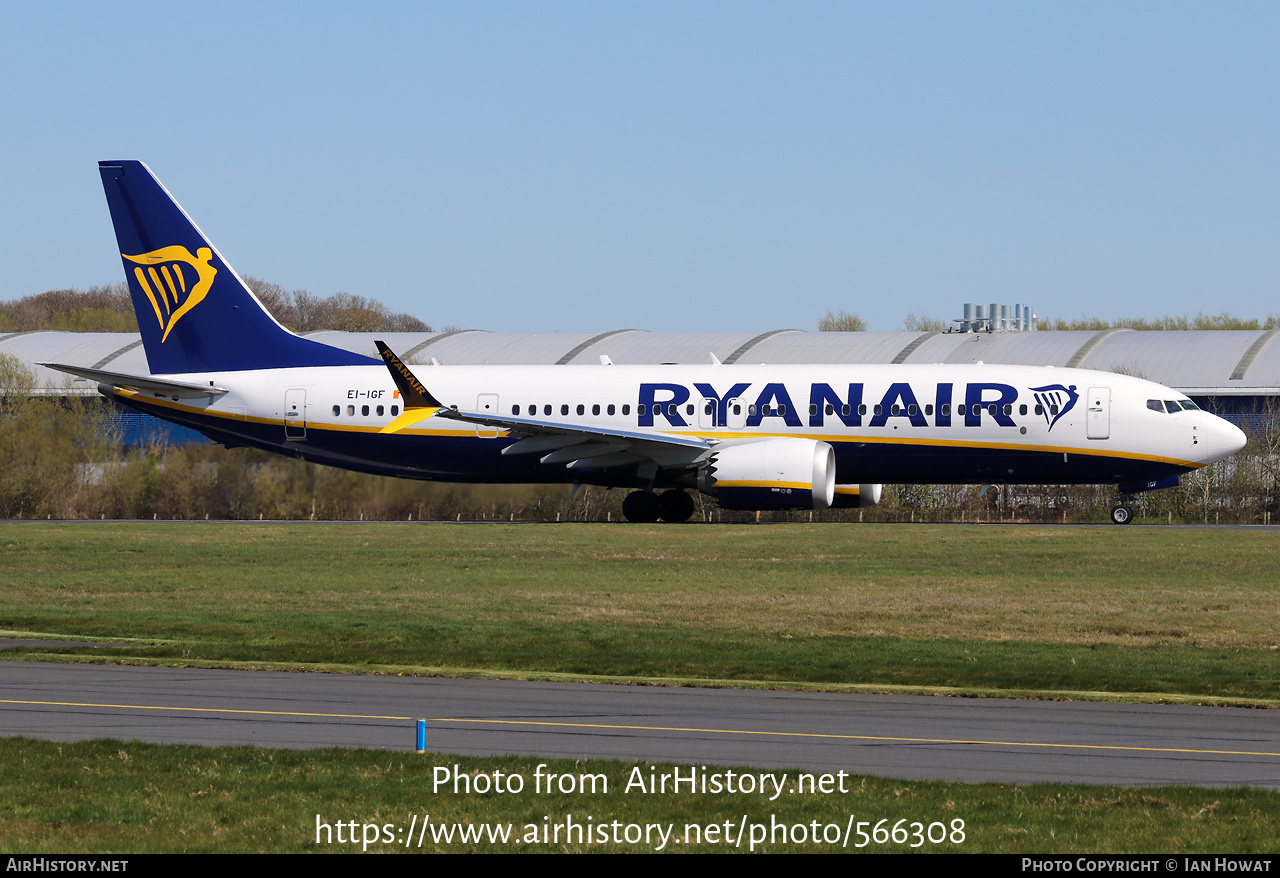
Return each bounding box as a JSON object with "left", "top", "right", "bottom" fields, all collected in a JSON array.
[
  {"left": 830, "top": 483, "right": 882, "bottom": 508},
  {"left": 698, "top": 438, "right": 836, "bottom": 510}
]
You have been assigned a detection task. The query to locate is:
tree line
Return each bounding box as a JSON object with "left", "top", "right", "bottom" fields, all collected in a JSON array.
[
  {"left": 0, "top": 279, "right": 433, "bottom": 334},
  {"left": 817, "top": 309, "right": 1280, "bottom": 332}
]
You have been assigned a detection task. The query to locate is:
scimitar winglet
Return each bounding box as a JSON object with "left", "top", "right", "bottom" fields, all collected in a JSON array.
[{"left": 375, "top": 341, "right": 445, "bottom": 434}]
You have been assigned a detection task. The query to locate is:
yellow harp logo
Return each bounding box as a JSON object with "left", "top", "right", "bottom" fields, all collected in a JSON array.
[{"left": 122, "top": 246, "right": 218, "bottom": 342}]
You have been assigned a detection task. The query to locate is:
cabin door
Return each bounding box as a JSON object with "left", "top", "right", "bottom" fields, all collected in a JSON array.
[
  {"left": 284, "top": 389, "right": 307, "bottom": 440},
  {"left": 1086, "top": 387, "right": 1110, "bottom": 440}
]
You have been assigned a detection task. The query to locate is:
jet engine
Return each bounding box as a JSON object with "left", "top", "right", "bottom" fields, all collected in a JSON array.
[
  {"left": 697, "top": 438, "right": 836, "bottom": 510},
  {"left": 831, "top": 483, "right": 882, "bottom": 508}
]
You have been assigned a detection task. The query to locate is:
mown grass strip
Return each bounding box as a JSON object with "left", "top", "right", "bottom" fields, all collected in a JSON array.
[
  {"left": 2, "top": 523, "right": 1277, "bottom": 702},
  {"left": 0, "top": 738, "right": 1275, "bottom": 853}
]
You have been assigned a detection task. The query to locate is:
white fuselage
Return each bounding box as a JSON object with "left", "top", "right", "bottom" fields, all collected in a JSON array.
[{"left": 111, "top": 361, "right": 1246, "bottom": 489}]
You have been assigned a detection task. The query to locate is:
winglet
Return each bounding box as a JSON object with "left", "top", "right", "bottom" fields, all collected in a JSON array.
[{"left": 375, "top": 341, "right": 445, "bottom": 433}]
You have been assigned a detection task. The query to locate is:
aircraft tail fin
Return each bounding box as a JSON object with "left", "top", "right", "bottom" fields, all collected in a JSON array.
[{"left": 98, "top": 161, "right": 378, "bottom": 374}]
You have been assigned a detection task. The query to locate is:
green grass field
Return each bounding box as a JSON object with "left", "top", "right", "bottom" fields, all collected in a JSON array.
[
  {"left": 1, "top": 522, "right": 1277, "bottom": 703},
  {"left": 3, "top": 521, "right": 1278, "bottom": 853}
]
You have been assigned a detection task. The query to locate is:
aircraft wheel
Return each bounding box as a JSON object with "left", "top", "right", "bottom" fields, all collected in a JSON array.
[
  {"left": 1110, "top": 505, "right": 1133, "bottom": 525},
  {"left": 658, "top": 490, "right": 696, "bottom": 523},
  {"left": 622, "top": 491, "right": 661, "bottom": 523}
]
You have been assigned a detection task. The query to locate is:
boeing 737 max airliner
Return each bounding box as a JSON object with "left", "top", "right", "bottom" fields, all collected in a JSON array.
[{"left": 45, "top": 161, "right": 1247, "bottom": 523}]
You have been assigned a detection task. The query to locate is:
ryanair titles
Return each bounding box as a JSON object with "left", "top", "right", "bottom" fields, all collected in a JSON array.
[{"left": 636, "top": 381, "right": 1080, "bottom": 431}]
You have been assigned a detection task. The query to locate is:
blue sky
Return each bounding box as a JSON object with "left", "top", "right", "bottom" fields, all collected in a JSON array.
[{"left": 2, "top": 2, "right": 1277, "bottom": 332}]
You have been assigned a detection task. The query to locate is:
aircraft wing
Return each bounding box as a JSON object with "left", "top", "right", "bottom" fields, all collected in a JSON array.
[
  {"left": 374, "top": 341, "right": 711, "bottom": 472},
  {"left": 440, "top": 407, "right": 712, "bottom": 470},
  {"left": 41, "top": 363, "right": 229, "bottom": 398},
  {"left": 442, "top": 407, "right": 711, "bottom": 473}
]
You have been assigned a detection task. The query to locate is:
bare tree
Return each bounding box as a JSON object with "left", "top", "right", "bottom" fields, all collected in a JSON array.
[{"left": 817, "top": 309, "right": 866, "bottom": 332}]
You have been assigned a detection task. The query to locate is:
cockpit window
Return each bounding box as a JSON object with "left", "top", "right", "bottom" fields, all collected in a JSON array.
[
  {"left": 1179, "top": 400, "right": 1200, "bottom": 411},
  {"left": 1147, "top": 400, "right": 1164, "bottom": 413},
  {"left": 1164, "top": 400, "right": 1181, "bottom": 414}
]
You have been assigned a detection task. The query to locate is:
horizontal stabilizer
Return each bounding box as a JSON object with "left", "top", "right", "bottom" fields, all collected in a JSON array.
[{"left": 41, "top": 363, "right": 228, "bottom": 398}]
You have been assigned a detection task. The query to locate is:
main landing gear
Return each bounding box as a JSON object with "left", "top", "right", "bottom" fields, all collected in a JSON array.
[
  {"left": 1110, "top": 504, "right": 1133, "bottom": 525},
  {"left": 622, "top": 490, "right": 696, "bottom": 523},
  {"left": 1109, "top": 493, "right": 1135, "bottom": 525}
]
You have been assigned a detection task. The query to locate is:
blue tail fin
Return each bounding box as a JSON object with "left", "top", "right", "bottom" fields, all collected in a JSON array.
[{"left": 99, "top": 161, "right": 378, "bottom": 374}]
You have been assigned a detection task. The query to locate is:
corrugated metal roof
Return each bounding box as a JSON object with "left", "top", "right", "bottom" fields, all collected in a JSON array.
[
  {"left": 1081, "top": 330, "right": 1258, "bottom": 387},
  {"left": 747, "top": 331, "right": 907, "bottom": 364},
  {"left": 1235, "top": 330, "right": 1280, "bottom": 388},
  {"left": 8, "top": 329, "right": 1280, "bottom": 396},
  {"left": 566, "top": 332, "right": 753, "bottom": 365}
]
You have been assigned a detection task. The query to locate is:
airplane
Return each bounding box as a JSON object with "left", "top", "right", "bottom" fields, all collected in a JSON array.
[{"left": 46, "top": 160, "right": 1247, "bottom": 525}]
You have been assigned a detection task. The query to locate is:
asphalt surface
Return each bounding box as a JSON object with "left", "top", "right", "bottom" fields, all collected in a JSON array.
[{"left": 1, "top": 661, "right": 1277, "bottom": 788}]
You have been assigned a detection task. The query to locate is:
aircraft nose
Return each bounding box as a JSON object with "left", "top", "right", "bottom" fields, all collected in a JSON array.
[{"left": 1202, "top": 414, "right": 1247, "bottom": 462}]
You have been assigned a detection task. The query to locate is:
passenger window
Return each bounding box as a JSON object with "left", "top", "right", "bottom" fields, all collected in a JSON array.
[
  {"left": 667, "top": 404, "right": 677, "bottom": 416},
  {"left": 347, "top": 405, "right": 355, "bottom": 416},
  {"left": 874, "top": 404, "right": 883, "bottom": 416},
  {"left": 988, "top": 404, "right": 997, "bottom": 416},
  {"left": 925, "top": 404, "right": 933, "bottom": 416},
  {"left": 607, "top": 404, "right": 615, "bottom": 415},
  {"left": 637, "top": 404, "right": 645, "bottom": 415},
  {"left": 892, "top": 404, "right": 900, "bottom": 416},
  {"left": 362, "top": 405, "right": 369, "bottom": 416},
  {"left": 685, "top": 404, "right": 694, "bottom": 416},
  {"left": 512, "top": 405, "right": 519, "bottom": 415},
  {"left": 778, "top": 404, "right": 787, "bottom": 415},
  {"left": 749, "top": 405, "right": 757, "bottom": 415},
  {"left": 544, "top": 404, "right": 552, "bottom": 416},
  {"left": 1050, "top": 405, "right": 1059, "bottom": 415},
  {"left": 842, "top": 404, "right": 850, "bottom": 416},
  {"left": 561, "top": 404, "right": 569, "bottom": 416},
  {"left": 391, "top": 405, "right": 399, "bottom": 416},
  {"left": 859, "top": 404, "right": 867, "bottom": 416},
  {"left": 941, "top": 404, "right": 950, "bottom": 416},
  {"left": 1019, "top": 404, "right": 1027, "bottom": 415},
  {"left": 377, "top": 405, "right": 384, "bottom": 416},
  {"left": 1003, "top": 404, "right": 1012, "bottom": 416},
  {"left": 958, "top": 404, "right": 968, "bottom": 416},
  {"left": 812, "top": 404, "right": 820, "bottom": 416},
  {"left": 824, "top": 404, "right": 833, "bottom": 415},
  {"left": 705, "top": 403, "right": 714, "bottom": 415},
  {"left": 528, "top": 405, "right": 536, "bottom": 416},
  {"left": 1035, "top": 404, "right": 1044, "bottom": 415},
  {"left": 577, "top": 404, "right": 585, "bottom": 415},
  {"left": 332, "top": 405, "right": 340, "bottom": 417},
  {"left": 733, "top": 404, "right": 741, "bottom": 415},
  {"left": 592, "top": 404, "right": 600, "bottom": 415}
]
